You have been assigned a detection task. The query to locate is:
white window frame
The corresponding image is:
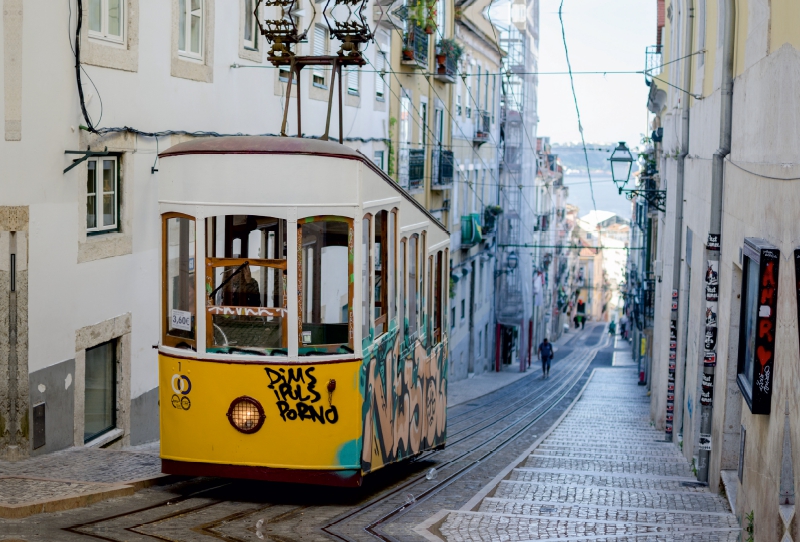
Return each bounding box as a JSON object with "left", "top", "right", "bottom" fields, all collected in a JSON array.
[
  {"left": 87, "top": 156, "right": 119, "bottom": 234},
  {"left": 347, "top": 66, "right": 360, "bottom": 95},
  {"left": 312, "top": 25, "right": 329, "bottom": 88},
  {"left": 87, "top": 0, "right": 126, "bottom": 45},
  {"left": 178, "top": 0, "right": 204, "bottom": 60},
  {"left": 375, "top": 52, "right": 386, "bottom": 100},
  {"left": 243, "top": 0, "right": 258, "bottom": 51}
]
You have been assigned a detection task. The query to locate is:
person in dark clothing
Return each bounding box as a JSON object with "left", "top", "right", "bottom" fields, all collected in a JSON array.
[
  {"left": 580, "top": 315, "right": 586, "bottom": 329},
  {"left": 537, "top": 338, "right": 554, "bottom": 378},
  {"left": 573, "top": 315, "right": 580, "bottom": 329}
]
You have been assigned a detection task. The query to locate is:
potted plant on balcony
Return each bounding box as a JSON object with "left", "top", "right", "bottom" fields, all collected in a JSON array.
[
  {"left": 483, "top": 205, "right": 502, "bottom": 234},
  {"left": 424, "top": 0, "right": 438, "bottom": 33},
  {"left": 436, "top": 38, "right": 462, "bottom": 65}
]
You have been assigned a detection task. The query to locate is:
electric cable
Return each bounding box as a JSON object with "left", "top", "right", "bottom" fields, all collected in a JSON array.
[{"left": 558, "top": 0, "right": 597, "bottom": 214}]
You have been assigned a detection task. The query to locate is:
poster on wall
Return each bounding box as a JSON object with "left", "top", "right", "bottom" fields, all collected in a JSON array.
[
  {"left": 705, "top": 260, "right": 719, "bottom": 301},
  {"left": 707, "top": 233, "right": 721, "bottom": 251},
  {"left": 705, "top": 302, "right": 718, "bottom": 327},
  {"left": 704, "top": 326, "right": 718, "bottom": 351}
]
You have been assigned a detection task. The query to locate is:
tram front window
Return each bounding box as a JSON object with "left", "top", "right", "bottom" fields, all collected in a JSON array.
[
  {"left": 164, "top": 215, "right": 196, "bottom": 349},
  {"left": 206, "top": 215, "right": 288, "bottom": 356},
  {"left": 300, "top": 219, "right": 353, "bottom": 355}
]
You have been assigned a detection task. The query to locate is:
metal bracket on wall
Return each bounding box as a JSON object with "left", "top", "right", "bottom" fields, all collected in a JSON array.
[
  {"left": 621, "top": 188, "right": 667, "bottom": 212},
  {"left": 63, "top": 146, "right": 109, "bottom": 174}
]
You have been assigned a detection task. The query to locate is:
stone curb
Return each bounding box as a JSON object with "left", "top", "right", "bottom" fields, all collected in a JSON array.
[{"left": 0, "top": 473, "right": 174, "bottom": 519}]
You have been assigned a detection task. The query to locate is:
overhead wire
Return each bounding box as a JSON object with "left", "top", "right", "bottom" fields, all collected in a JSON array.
[{"left": 558, "top": 0, "right": 597, "bottom": 214}]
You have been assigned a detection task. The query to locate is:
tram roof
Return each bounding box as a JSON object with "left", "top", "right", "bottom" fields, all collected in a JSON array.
[{"left": 159, "top": 136, "right": 447, "bottom": 234}]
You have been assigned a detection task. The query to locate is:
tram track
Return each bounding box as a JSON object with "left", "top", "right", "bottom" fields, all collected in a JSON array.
[
  {"left": 59, "top": 329, "right": 610, "bottom": 542},
  {"left": 325, "top": 333, "right": 607, "bottom": 542}
]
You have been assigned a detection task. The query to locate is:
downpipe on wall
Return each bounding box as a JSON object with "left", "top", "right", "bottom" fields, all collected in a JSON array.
[
  {"left": 698, "top": 0, "right": 735, "bottom": 484},
  {"left": 666, "top": 0, "right": 694, "bottom": 442}
]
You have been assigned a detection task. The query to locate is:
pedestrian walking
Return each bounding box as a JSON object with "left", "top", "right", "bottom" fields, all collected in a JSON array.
[
  {"left": 620, "top": 314, "right": 629, "bottom": 340},
  {"left": 538, "top": 338, "right": 554, "bottom": 379},
  {"left": 608, "top": 320, "right": 616, "bottom": 336},
  {"left": 580, "top": 315, "right": 586, "bottom": 329}
]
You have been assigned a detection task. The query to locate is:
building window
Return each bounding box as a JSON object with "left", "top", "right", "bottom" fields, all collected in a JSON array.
[
  {"left": 86, "top": 156, "right": 119, "bottom": 234},
  {"left": 84, "top": 340, "right": 116, "bottom": 443},
  {"left": 88, "top": 0, "right": 124, "bottom": 44},
  {"left": 456, "top": 93, "right": 462, "bottom": 116},
  {"left": 205, "top": 215, "right": 288, "bottom": 355},
  {"left": 347, "top": 66, "right": 360, "bottom": 95},
  {"left": 373, "top": 150, "right": 385, "bottom": 171},
  {"left": 461, "top": 298, "right": 465, "bottom": 319},
  {"left": 451, "top": 306, "right": 455, "bottom": 328},
  {"left": 243, "top": 0, "right": 258, "bottom": 50},
  {"left": 313, "top": 25, "right": 328, "bottom": 87},
  {"left": 300, "top": 218, "right": 353, "bottom": 354},
  {"left": 178, "top": 0, "right": 203, "bottom": 59},
  {"left": 375, "top": 52, "right": 386, "bottom": 100},
  {"left": 420, "top": 100, "right": 428, "bottom": 146}
]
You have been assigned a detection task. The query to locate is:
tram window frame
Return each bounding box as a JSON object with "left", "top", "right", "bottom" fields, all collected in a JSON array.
[
  {"left": 408, "top": 234, "right": 418, "bottom": 339},
  {"left": 162, "top": 213, "right": 197, "bottom": 350},
  {"left": 389, "top": 209, "right": 398, "bottom": 325},
  {"left": 204, "top": 215, "right": 289, "bottom": 356},
  {"left": 298, "top": 216, "right": 354, "bottom": 355},
  {"left": 431, "top": 250, "right": 443, "bottom": 346},
  {"left": 399, "top": 237, "right": 407, "bottom": 342},
  {"left": 374, "top": 210, "right": 388, "bottom": 338},
  {"left": 420, "top": 231, "right": 427, "bottom": 341},
  {"left": 362, "top": 214, "right": 372, "bottom": 344}
]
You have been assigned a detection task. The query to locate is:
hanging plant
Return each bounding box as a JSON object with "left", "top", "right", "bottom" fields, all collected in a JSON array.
[{"left": 437, "top": 38, "right": 463, "bottom": 62}]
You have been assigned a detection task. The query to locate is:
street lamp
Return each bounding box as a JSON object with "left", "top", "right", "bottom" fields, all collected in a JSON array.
[
  {"left": 507, "top": 251, "right": 519, "bottom": 270},
  {"left": 608, "top": 141, "right": 634, "bottom": 192}
]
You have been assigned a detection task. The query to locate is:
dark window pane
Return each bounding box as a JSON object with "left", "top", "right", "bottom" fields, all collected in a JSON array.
[{"left": 84, "top": 341, "right": 115, "bottom": 442}]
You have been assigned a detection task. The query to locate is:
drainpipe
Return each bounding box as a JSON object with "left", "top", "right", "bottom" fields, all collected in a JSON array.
[
  {"left": 698, "top": 0, "right": 735, "bottom": 484},
  {"left": 668, "top": 0, "right": 694, "bottom": 441}
]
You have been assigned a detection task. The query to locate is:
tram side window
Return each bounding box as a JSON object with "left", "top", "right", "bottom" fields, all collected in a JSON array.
[
  {"left": 164, "top": 215, "right": 196, "bottom": 349},
  {"left": 399, "top": 238, "right": 406, "bottom": 340},
  {"left": 420, "top": 232, "right": 427, "bottom": 339},
  {"left": 362, "top": 215, "right": 371, "bottom": 343},
  {"left": 205, "top": 215, "right": 288, "bottom": 356},
  {"left": 432, "top": 250, "right": 442, "bottom": 346},
  {"left": 300, "top": 218, "right": 353, "bottom": 355},
  {"left": 389, "top": 210, "right": 397, "bottom": 323},
  {"left": 408, "top": 234, "right": 418, "bottom": 338},
  {"left": 374, "top": 210, "right": 388, "bottom": 337}
]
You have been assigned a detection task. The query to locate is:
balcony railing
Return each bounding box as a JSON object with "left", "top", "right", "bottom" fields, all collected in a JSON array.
[
  {"left": 434, "top": 48, "right": 457, "bottom": 83},
  {"left": 461, "top": 213, "right": 482, "bottom": 247},
  {"left": 473, "top": 110, "right": 490, "bottom": 144},
  {"left": 644, "top": 45, "right": 663, "bottom": 85},
  {"left": 402, "top": 25, "right": 429, "bottom": 69},
  {"left": 408, "top": 148, "right": 425, "bottom": 191},
  {"left": 431, "top": 148, "right": 453, "bottom": 189}
]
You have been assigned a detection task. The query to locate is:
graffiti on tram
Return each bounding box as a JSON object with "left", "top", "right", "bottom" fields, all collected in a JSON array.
[
  {"left": 360, "top": 323, "right": 448, "bottom": 473},
  {"left": 264, "top": 366, "right": 339, "bottom": 424}
]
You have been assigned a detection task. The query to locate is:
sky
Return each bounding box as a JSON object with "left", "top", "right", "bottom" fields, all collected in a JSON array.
[{"left": 535, "top": 0, "right": 657, "bottom": 147}]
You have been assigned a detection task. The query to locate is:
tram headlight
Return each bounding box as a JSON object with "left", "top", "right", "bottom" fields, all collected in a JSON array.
[{"left": 226, "top": 396, "right": 266, "bottom": 434}]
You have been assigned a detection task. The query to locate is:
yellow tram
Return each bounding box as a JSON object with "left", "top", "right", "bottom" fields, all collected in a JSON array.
[{"left": 157, "top": 137, "right": 449, "bottom": 486}]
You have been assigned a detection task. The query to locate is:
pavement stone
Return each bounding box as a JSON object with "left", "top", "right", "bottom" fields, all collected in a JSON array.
[{"left": 416, "top": 367, "right": 739, "bottom": 541}]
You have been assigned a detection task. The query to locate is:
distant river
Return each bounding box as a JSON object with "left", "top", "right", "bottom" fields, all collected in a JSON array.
[{"left": 562, "top": 174, "right": 633, "bottom": 219}]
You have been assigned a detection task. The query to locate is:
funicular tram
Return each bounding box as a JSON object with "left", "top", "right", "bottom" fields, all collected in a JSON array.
[{"left": 157, "top": 136, "right": 449, "bottom": 486}]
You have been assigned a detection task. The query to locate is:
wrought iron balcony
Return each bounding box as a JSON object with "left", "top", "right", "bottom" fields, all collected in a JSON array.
[
  {"left": 473, "top": 110, "right": 491, "bottom": 145},
  {"left": 408, "top": 148, "right": 425, "bottom": 191},
  {"left": 402, "top": 25, "right": 429, "bottom": 69},
  {"left": 434, "top": 48, "right": 457, "bottom": 83},
  {"left": 431, "top": 148, "right": 453, "bottom": 189}
]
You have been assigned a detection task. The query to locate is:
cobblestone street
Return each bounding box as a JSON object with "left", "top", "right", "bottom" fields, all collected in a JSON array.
[{"left": 416, "top": 359, "right": 739, "bottom": 541}]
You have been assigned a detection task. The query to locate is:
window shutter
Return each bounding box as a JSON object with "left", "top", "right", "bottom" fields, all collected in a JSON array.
[
  {"left": 348, "top": 67, "right": 359, "bottom": 93},
  {"left": 314, "top": 26, "right": 326, "bottom": 56}
]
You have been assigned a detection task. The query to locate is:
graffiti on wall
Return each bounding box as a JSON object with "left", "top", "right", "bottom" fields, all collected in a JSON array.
[{"left": 264, "top": 366, "right": 339, "bottom": 424}]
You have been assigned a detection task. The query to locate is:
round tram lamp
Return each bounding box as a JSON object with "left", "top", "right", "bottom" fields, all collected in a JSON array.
[
  {"left": 609, "top": 141, "right": 634, "bottom": 193},
  {"left": 507, "top": 251, "right": 519, "bottom": 270},
  {"left": 227, "top": 396, "right": 266, "bottom": 434}
]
